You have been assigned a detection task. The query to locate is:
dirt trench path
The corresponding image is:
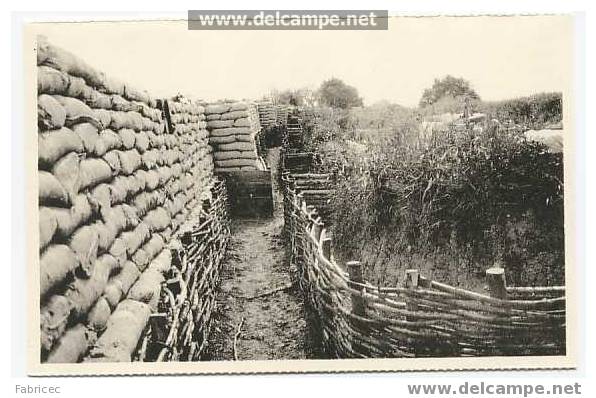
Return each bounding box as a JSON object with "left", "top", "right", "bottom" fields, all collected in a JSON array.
[{"left": 203, "top": 148, "right": 318, "bottom": 361}]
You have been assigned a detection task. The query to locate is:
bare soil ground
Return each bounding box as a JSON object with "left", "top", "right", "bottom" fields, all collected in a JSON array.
[{"left": 203, "top": 148, "right": 319, "bottom": 361}]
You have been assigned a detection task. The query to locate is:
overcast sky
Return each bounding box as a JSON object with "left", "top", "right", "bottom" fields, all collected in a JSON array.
[{"left": 32, "top": 16, "right": 573, "bottom": 107}]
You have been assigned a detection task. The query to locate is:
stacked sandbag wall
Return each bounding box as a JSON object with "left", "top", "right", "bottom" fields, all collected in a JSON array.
[
  {"left": 205, "top": 101, "right": 263, "bottom": 172},
  {"left": 36, "top": 38, "right": 222, "bottom": 363}
]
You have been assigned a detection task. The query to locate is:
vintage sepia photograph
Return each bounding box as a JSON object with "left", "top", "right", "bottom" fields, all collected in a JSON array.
[{"left": 26, "top": 14, "right": 577, "bottom": 375}]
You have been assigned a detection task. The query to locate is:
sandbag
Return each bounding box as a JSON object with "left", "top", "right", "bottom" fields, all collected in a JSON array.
[
  {"left": 214, "top": 167, "right": 242, "bottom": 173},
  {"left": 38, "top": 94, "right": 66, "bottom": 130},
  {"left": 160, "top": 227, "right": 173, "bottom": 241},
  {"left": 96, "top": 220, "right": 118, "bottom": 252},
  {"left": 233, "top": 117, "right": 251, "bottom": 127},
  {"left": 215, "top": 158, "right": 256, "bottom": 168},
  {"left": 207, "top": 119, "right": 234, "bottom": 129},
  {"left": 143, "top": 170, "right": 161, "bottom": 190},
  {"left": 88, "top": 183, "right": 112, "bottom": 212},
  {"left": 237, "top": 150, "right": 258, "bottom": 159},
  {"left": 112, "top": 111, "right": 145, "bottom": 132},
  {"left": 127, "top": 268, "right": 164, "bottom": 310},
  {"left": 117, "top": 149, "right": 142, "bottom": 175},
  {"left": 72, "top": 122, "right": 100, "bottom": 153},
  {"left": 134, "top": 169, "right": 148, "bottom": 191},
  {"left": 39, "top": 171, "right": 70, "bottom": 207},
  {"left": 157, "top": 166, "right": 174, "bottom": 185},
  {"left": 66, "top": 76, "right": 94, "bottom": 100},
  {"left": 46, "top": 324, "right": 95, "bottom": 363},
  {"left": 94, "top": 129, "right": 122, "bottom": 156},
  {"left": 148, "top": 248, "right": 171, "bottom": 274},
  {"left": 118, "top": 128, "right": 136, "bottom": 150},
  {"left": 52, "top": 194, "right": 93, "bottom": 238},
  {"left": 134, "top": 131, "right": 149, "bottom": 153},
  {"left": 101, "top": 204, "right": 139, "bottom": 235},
  {"left": 131, "top": 249, "right": 150, "bottom": 271},
  {"left": 37, "top": 66, "right": 69, "bottom": 95},
  {"left": 210, "top": 127, "right": 252, "bottom": 137},
  {"left": 220, "top": 110, "right": 249, "bottom": 120},
  {"left": 234, "top": 134, "right": 254, "bottom": 143},
  {"left": 206, "top": 113, "right": 222, "bottom": 121},
  {"left": 65, "top": 254, "right": 120, "bottom": 318},
  {"left": 103, "top": 76, "right": 126, "bottom": 96},
  {"left": 208, "top": 135, "right": 236, "bottom": 145},
  {"left": 40, "top": 244, "right": 79, "bottom": 297},
  {"left": 111, "top": 95, "right": 133, "bottom": 112},
  {"left": 123, "top": 85, "right": 151, "bottom": 105},
  {"left": 52, "top": 152, "right": 81, "bottom": 199},
  {"left": 102, "top": 150, "right": 121, "bottom": 174},
  {"left": 107, "top": 175, "right": 133, "bottom": 203},
  {"left": 205, "top": 104, "right": 230, "bottom": 114},
  {"left": 39, "top": 206, "right": 58, "bottom": 250},
  {"left": 229, "top": 102, "right": 248, "bottom": 111},
  {"left": 86, "top": 91, "right": 112, "bottom": 110},
  {"left": 53, "top": 95, "right": 99, "bottom": 127},
  {"left": 38, "top": 127, "right": 83, "bottom": 169},
  {"left": 111, "top": 175, "right": 141, "bottom": 198},
  {"left": 85, "top": 299, "right": 151, "bottom": 362},
  {"left": 103, "top": 261, "right": 141, "bottom": 310},
  {"left": 145, "top": 131, "right": 160, "bottom": 148},
  {"left": 108, "top": 238, "right": 128, "bottom": 267},
  {"left": 133, "top": 190, "right": 166, "bottom": 217},
  {"left": 240, "top": 166, "right": 257, "bottom": 171},
  {"left": 217, "top": 141, "right": 255, "bottom": 152},
  {"left": 213, "top": 150, "right": 251, "bottom": 160},
  {"left": 69, "top": 224, "right": 99, "bottom": 276},
  {"left": 143, "top": 207, "right": 170, "bottom": 232},
  {"left": 79, "top": 158, "right": 113, "bottom": 191},
  {"left": 87, "top": 297, "right": 111, "bottom": 333},
  {"left": 38, "top": 39, "right": 106, "bottom": 88},
  {"left": 121, "top": 222, "right": 150, "bottom": 256},
  {"left": 40, "top": 295, "right": 71, "bottom": 353},
  {"left": 121, "top": 204, "right": 141, "bottom": 229},
  {"left": 94, "top": 109, "right": 112, "bottom": 128}
]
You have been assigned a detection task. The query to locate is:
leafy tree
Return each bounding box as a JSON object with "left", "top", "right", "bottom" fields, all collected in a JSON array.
[
  {"left": 318, "top": 78, "right": 363, "bottom": 109},
  {"left": 419, "top": 75, "right": 480, "bottom": 108}
]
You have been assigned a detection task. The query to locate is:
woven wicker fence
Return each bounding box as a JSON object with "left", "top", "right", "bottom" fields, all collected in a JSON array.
[
  {"left": 282, "top": 175, "right": 566, "bottom": 358},
  {"left": 138, "top": 180, "right": 230, "bottom": 362}
]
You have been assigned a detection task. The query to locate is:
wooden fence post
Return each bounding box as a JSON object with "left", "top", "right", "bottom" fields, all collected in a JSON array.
[
  {"left": 321, "top": 237, "right": 333, "bottom": 260},
  {"left": 311, "top": 221, "right": 322, "bottom": 242},
  {"left": 405, "top": 269, "right": 420, "bottom": 356},
  {"left": 347, "top": 261, "right": 366, "bottom": 317},
  {"left": 486, "top": 266, "right": 507, "bottom": 299}
]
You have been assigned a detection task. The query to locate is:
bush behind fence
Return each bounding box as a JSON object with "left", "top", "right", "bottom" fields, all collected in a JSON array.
[{"left": 283, "top": 174, "right": 566, "bottom": 358}]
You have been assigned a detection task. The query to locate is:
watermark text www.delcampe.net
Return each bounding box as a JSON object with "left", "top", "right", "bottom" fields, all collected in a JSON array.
[
  {"left": 408, "top": 382, "right": 582, "bottom": 397},
  {"left": 188, "top": 10, "right": 388, "bottom": 30}
]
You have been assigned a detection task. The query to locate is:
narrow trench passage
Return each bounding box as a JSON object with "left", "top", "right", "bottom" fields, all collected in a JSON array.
[{"left": 203, "top": 148, "right": 319, "bottom": 361}]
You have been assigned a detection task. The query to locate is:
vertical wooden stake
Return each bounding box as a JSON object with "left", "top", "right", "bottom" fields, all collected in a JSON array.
[
  {"left": 347, "top": 261, "right": 366, "bottom": 316},
  {"left": 486, "top": 267, "right": 507, "bottom": 299},
  {"left": 405, "top": 269, "right": 420, "bottom": 317},
  {"left": 321, "top": 237, "right": 333, "bottom": 260},
  {"left": 405, "top": 269, "right": 420, "bottom": 356},
  {"left": 311, "top": 221, "right": 322, "bottom": 242},
  {"left": 405, "top": 269, "right": 420, "bottom": 289}
]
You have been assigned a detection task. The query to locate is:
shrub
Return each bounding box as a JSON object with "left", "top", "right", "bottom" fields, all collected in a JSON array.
[
  {"left": 480, "top": 92, "right": 562, "bottom": 127},
  {"left": 323, "top": 124, "right": 564, "bottom": 288}
]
